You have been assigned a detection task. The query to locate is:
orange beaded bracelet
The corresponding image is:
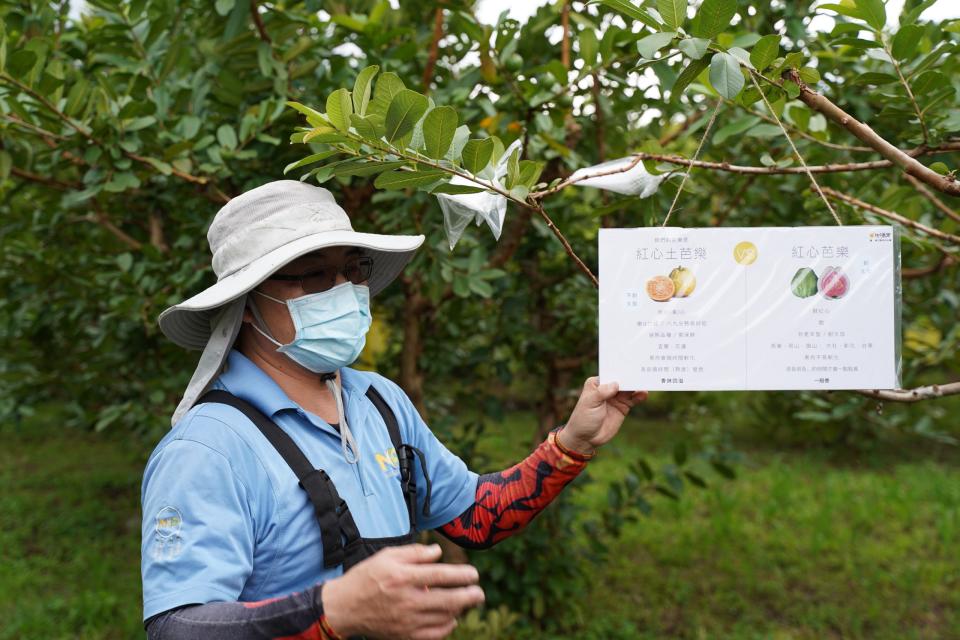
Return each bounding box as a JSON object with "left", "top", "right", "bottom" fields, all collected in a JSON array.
[{"left": 552, "top": 425, "right": 596, "bottom": 461}]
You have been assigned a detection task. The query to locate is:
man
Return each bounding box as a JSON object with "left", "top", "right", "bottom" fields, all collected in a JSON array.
[{"left": 142, "top": 180, "right": 647, "bottom": 639}]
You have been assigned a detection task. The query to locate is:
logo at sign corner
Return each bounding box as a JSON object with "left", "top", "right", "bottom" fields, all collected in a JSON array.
[
  {"left": 733, "top": 241, "right": 758, "bottom": 265},
  {"left": 155, "top": 506, "right": 183, "bottom": 539}
]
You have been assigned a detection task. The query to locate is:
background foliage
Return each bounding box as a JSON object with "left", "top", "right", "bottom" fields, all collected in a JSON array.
[{"left": 1, "top": 0, "right": 958, "bottom": 637}]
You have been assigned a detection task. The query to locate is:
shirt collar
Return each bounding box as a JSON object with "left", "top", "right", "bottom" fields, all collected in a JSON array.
[{"left": 215, "top": 349, "right": 371, "bottom": 418}]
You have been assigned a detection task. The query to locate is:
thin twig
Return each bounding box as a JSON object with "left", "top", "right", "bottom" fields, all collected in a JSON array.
[
  {"left": 902, "top": 253, "right": 957, "bottom": 279},
  {"left": 904, "top": 174, "right": 960, "bottom": 224},
  {"left": 532, "top": 203, "right": 598, "bottom": 287},
  {"left": 820, "top": 186, "right": 960, "bottom": 245},
  {"left": 882, "top": 35, "right": 928, "bottom": 144},
  {"left": 422, "top": 5, "right": 444, "bottom": 92},
  {"left": 857, "top": 382, "right": 960, "bottom": 403},
  {"left": 250, "top": 0, "right": 272, "bottom": 43}
]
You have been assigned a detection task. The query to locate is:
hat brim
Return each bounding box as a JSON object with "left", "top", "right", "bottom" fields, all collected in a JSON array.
[{"left": 159, "top": 230, "right": 424, "bottom": 350}]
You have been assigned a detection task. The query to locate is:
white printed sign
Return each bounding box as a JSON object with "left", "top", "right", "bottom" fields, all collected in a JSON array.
[{"left": 599, "top": 226, "right": 902, "bottom": 391}]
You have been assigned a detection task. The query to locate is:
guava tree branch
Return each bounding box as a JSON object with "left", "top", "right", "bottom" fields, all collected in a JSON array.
[
  {"left": 784, "top": 69, "right": 960, "bottom": 197},
  {"left": 902, "top": 254, "right": 957, "bottom": 279},
  {"left": 904, "top": 174, "right": 960, "bottom": 224},
  {"left": 857, "top": 382, "right": 960, "bottom": 403},
  {"left": 819, "top": 187, "right": 960, "bottom": 245}
]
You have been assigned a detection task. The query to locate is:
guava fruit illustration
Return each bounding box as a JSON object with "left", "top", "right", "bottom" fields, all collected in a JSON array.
[
  {"left": 818, "top": 266, "right": 849, "bottom": 300},
  {"left": 790, "top": 267, "right": 818, "bottom": 298},
  {"left": 669, "top": 266, "right": 696, "bottom": 298},
  {"left": 646, "top": 275, "right": 675, "bottom": 302}
]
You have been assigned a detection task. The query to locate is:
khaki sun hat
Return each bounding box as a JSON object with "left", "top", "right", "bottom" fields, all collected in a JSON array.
[{"left": 159, "top": 179, "right": 424, "bottom": 425}]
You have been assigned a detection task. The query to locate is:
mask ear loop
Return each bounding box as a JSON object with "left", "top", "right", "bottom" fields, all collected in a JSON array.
[{"left": 246, "top": 293, "right": 284, "bottom": 348}]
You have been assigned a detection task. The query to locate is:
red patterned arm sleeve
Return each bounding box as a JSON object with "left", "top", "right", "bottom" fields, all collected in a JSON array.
[{"left": 438, "top": 428, "right": 590, "bottom": 549}]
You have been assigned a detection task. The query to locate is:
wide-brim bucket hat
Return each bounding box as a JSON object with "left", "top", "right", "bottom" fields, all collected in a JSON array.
[{"left": 159, "top": 179, "right": 424, "bottom": 425}]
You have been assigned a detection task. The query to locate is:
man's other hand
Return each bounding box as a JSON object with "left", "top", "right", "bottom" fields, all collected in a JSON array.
[
  {"left": 558, "top": 377, "right": 648, "bottom": 456},
  {"left": 322, "top": 543, "right": 484, "bottom": 640}
]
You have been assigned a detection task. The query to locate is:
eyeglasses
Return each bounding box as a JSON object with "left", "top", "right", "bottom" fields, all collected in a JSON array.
[{"left": 267, "top": 256, "right": 373, "bottom": 294}]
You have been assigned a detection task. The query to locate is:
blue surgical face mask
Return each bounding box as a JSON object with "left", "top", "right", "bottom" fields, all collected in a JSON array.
[{"left": 248, "top": 281, "right": 372, "bottom": 374}]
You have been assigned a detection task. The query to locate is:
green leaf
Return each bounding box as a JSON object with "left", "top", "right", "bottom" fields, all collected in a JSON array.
[
  {"left": 637, "top": 31, "right": 676, "bottom": 59},
  {"left": 677, "top": 37, "right": 709, "bottom": 60},
  {"left": 143, "top": 157, "right": 173, "bottom": 175},
  {"left": 333, "top": 159, "right": 407, "bottom": 177},
  {"left": 684, "top": 471, "right": 708, "bottom": 488},
  {"left": 929, "top": 161, "right": 949, "bottom": 175},
  {"left": 692, "top": 0, "right": 737, "bottom": 39},
  {"left": 215, "top": 0, "right": 235, "bottom": 15},
  {"left": 8, "top": 50, "right": 37, "bottom": 77},
  {"left": 430, "top": 183, "right": 487, "bottom": 195},
  {"left": 853, "top": 71, "right": 898, "bottom": 85},
  {"left": 216, "top": 124, "right": 237, "bottom": 150},
  {"left": 855, "top": 0, "right": 886, "bottom": 31},
  {"left": 283, "top": 150, "right": 339, "bottom": 175},
  {"left": 422, "top": 106, "right": 458, "bottom": 160},
  {"left": 352, "top": 65, "right": 379, "bottom": 116},
  {"left": 783, "top": 79, "right": 800, "bottom": 99},
  {"left": 384, "top": 89, "right": 429, "bottom": 143},
  {"left": 891, "top": 24, "right": 924, "bottom": 60},
  {"left": 326, "top": 88, "right": 353, "bottom": 132},
  {"left": 104, "top": 172, "right": 141, "bottom": 193},
  {"left": 673, "top": 442, "right": 687, "bottom": 466},
  {"left": 461, "top": 138, "right": 495, "bottom": 174},
  {"left": 116, "top": 253, "right": 134, "bottom": 272},
  {"left": 580, "top": 28, "right": 598, "bottom": 67},
  {"left": 671, "top": 55, "right": 711, "bottom": 100},
  {"left": 658, "top": 0, "right": 688, "bottom": 30},
  {"left": 0, "top": 150, "right": 11, "bottom": 179},
  {"left": 374, "top": 169, "right": 446, "bottom": 190},
  {"left": 727, "top": 46, "right": 753, "bottom": 69},
  {"left": 798, "top": 67, "right": 820, "bottom": 85},
  {"left": 818, "top": 3, "right": 866, "bottom": 21},
  {"left": 285, "top": 101, "right": 329, "bottom": 128},
  {"left": 713, "top": 115, "right": 760, "bottom": 145},
  {"left": 750, "top": 34, "right": 781, "bottom": 70},
  {"left": 504, "top": 147, "right": 520, "bottom": 189},
  {"left": 368, "top": 72, "right": 406, "bottom": 118},
  {"left": 517, "top": 160, "right": 544, "bottom": 188},
  {"left": 709, "top": 51, "right": 743, "bottom": 99},
  {"left": 712, "top": 460, "right": 736, "bottom": 479},
  {"left": 594, "top": 0, "right": 662, "bottom": 30}
]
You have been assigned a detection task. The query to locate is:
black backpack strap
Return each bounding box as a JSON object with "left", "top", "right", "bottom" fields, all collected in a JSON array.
[
  {"left": 365, "top": 385, "right": 432, "bottom": 520},
  {"left": 197, "top": 390, "right": 360, "bottom": 569}
]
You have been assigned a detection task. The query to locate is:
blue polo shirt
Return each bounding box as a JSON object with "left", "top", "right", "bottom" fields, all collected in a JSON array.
[{"left": 140, "top": 350, "right": 478, "bottom": 621}]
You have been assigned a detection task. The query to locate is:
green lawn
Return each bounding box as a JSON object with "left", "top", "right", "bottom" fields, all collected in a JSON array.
[{"left": 1, "top": 412, "right": 958, "bottom": 639}]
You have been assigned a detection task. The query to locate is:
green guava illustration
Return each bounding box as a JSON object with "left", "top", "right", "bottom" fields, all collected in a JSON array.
[{"left": 791, "top": 267, "right": 818, "bottom": 298}]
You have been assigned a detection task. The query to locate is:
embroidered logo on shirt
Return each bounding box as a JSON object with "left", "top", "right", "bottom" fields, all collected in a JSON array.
[
  {"left": 152, "top": 506, "right": 184, "bottom": 561},
  {"left": 375, "top": 447, "right": 400, "bottom": 476}
]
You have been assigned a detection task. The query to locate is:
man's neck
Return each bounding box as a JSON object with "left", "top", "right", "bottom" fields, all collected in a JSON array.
[{"left": 236, "top": 329, "right": 341, "bottom": 420}]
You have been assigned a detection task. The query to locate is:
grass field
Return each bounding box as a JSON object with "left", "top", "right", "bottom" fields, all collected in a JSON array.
[{"left": 1, "top": 410, "right": 957, "bottom": 639}]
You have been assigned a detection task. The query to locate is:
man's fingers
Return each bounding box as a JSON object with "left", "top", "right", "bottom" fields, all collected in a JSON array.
[
  {"left": 411, "top": 618, "right": 458, "bottom": 640},
  {"left": 418, "top": 584, "right": 486, "bottom": 614},
  {"left": 584, "top": 376, "right": 620, "bottom": 402},
  {"left": 617, "top": 390, "right": 649, "bottom": 406},
  {"left": 385, "top": 543, "right": 443, "bottom": 564},
  {"left": 409, "top": 563, "right": 480, "bottom": 588}
]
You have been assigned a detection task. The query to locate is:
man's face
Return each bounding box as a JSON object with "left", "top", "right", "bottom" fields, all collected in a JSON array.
[{"left": 245, "top": 246, "right": 369, "bottom": 345}]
